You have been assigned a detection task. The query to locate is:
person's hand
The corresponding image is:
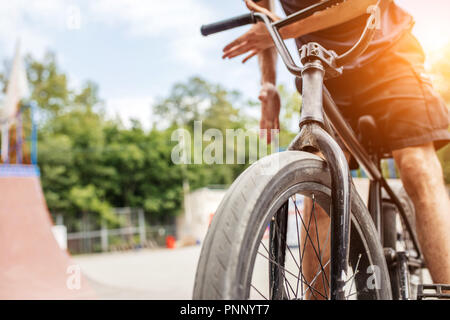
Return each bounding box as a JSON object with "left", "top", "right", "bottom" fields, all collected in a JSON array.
[
  {"left": 222, "top": 0, "right": 280, "bottom": 63},
  {"left": 259, "top": 82, "right": 280, "bottom": 144},
  {"left": 222, "top": 22, "right": 273, "bottom": 63}
]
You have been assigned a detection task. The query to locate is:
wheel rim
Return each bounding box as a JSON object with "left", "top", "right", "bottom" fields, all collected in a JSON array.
[{"left": 247, "top": 182, "right": 379, "bottom": 300}]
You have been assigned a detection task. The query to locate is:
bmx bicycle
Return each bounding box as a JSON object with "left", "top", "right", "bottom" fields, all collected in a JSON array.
[{"left": 193, "top": 0, "right": 450, "bottom": 300}]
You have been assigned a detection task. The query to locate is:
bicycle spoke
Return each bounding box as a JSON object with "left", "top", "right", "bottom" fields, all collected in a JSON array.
[
  {"left": 292, "top": 195, "right": 303, "bottom": 298},
  {"left": 294, "top": 196, "right": 312, "bottom": 274},
  {"left": 284, "top": 273, "right": 297, "bottom": 298},
  {"left": 256, "top": 251, "right": 299, "bottom": 286},
  {"left": 345, "top": 291, "right": 358, "bottom": 299},
  {"left": 259, "top": 241, "right": 291, "bottom": 299},
  {"left": 258, "top": 242, "right": 322, "bottom": 301},
  {"left": 310, "top": 194, "right": 329, "bottom": 299},
  {"left": 272, "top": 215, "right": 301, "bottom": 272},
  {"left": 260, "top": 239, "right": 270, "bottom": 255},
  {"left": 291, "top": 195, "right": 328, "bottom": 299},
  {"left": 256, "top": 193, "right": 369, "bottom": 301},
  {"left": 251, "top": 284, "right": 268, "bottom": 300},
  {"left": 283, "top": 277, "right": 291, "bottom": 300},
  {"left": 346, "top": 253, "right": 362, "bottom": 298},
  {"left": 271, "top": 204, "right": 322, "bottom": 300},
  {"left": 256, "top": 250, "right": 325, "bottom": 299},
  {"left": 293, "top": 195, "right": 330, "bottom": 298},
  {"left": 306, "top": 221, "right": 332, "bottom": 299},
  {"left": 261, "top": 238, "right": 299, "bottom": 283},
  {"left": 304, "top": 259, "right": 331, "bottom": 297}
]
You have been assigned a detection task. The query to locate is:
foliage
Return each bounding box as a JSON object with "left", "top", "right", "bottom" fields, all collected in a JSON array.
[
  {"left": 3, "top": 53, "right": 295, "bottom": 229},
  {"left": 4, "top": 43, "right": 448, "bottom": 231},
  {"left": 277, "top": 84, "right": 301, "bottom": 147}
]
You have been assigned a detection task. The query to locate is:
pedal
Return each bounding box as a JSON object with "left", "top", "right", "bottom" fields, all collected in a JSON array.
[{"left": 417, "top": 284, "right": 450, "bottom": 300}]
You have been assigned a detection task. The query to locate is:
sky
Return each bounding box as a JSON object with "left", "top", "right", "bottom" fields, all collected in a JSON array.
[{"left": 0, "top": 0, "right": 449, "bottom": 128}]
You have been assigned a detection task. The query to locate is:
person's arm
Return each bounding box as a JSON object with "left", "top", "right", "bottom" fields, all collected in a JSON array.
[
  {"left": 257, "top": 0, "right": 277, "bottom": 85},
  {"left": 256, "top": 0, "right": 280, "bottom": 144},
  {"left": 223, "top": 0, "right": 384, "bottom": 62},
  {"left": 222, "top": 0, "right": 280, "bottom": 143},
  {"left": 280, "top": 0, "right": 381, "bottom": 39}
]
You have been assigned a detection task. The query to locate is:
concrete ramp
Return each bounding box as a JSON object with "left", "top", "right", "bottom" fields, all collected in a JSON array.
[{"left": 0, "top": 165, "right": 95, "bottom": 299}]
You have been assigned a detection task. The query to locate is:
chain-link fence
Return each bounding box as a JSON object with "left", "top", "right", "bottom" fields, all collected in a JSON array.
[{"left": 64, "top": 208, "right": 175, "bottom": 254}]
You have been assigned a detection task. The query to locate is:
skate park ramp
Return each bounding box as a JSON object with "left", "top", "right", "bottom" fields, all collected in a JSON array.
[{"left": 0, "top": 165, "right": 95, "bottom": 299}]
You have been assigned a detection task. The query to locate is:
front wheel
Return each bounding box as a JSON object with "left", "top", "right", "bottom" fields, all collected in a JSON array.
[{"left": 193, "top": 151, "right": 392, "bottom": 300}]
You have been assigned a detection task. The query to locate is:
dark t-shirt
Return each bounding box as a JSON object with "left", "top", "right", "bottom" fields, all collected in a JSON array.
[{"left": 279, "top": 0, "right": 414, "bottom": 71}]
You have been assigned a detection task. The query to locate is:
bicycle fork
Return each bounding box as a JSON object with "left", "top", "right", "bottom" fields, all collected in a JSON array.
[{"left": 289, "top": 58, "right": 351, "bottom": 300}]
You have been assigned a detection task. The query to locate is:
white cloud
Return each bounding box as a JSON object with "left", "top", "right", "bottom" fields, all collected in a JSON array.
[
  {"left": 0, "top": 0, "right": 228, "bottom": 126},
  {"left": 106, "top": 96, "right": 154, "bottom": 129},
  {"left": 0, "top": 0, "right": 68, "bottom": 57},
  {"left": 88, "top": 0, "right": 211, "bottom": 37},
  {"left": 88, "top": 0, "right": 221, "bottom": 68}
]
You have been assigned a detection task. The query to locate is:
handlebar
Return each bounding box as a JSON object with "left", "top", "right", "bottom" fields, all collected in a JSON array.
[
  {"left": 200, "top": 0, "right": 384, "bottom": 76},
  {"left": 335, "top": 8, "right": 378, "bottom": 67},
  {"left": 201, "top": 13, "right": 256, "bottom": 36}
]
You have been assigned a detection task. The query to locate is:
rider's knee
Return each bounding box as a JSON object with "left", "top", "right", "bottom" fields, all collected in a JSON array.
[{"left": 393, "top": 144, "right": 444, "bottom": 198}]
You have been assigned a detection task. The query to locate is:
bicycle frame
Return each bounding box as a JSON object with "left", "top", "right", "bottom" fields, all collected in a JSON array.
[
  {"left": 200, "top": 0, "right": 424, "bottom": 300},
  {"left": 252, "top": 5, "right": 424, "bottom": 299},
  {"left": 292, "top": 63, "right": 424, "bottom": 299}
]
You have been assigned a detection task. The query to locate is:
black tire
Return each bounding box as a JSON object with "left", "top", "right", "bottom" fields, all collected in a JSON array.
[{"left": 193, "top": 151, "right": 392, "bottom": 300}]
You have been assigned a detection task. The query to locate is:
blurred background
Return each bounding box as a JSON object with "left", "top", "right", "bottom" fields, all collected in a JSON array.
[{"left": 0, "top": 0, "right": 448, "bottom": 299}]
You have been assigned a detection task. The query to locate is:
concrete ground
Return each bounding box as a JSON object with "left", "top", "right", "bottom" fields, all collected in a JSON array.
[
  {"left": 74, "top": 246, "right": 202, "bottom": 299},
  {"left": 74, "top": 239, "right": 432, "bottom": 300},
  {"left": 74, "top": 244, "right": 296, "bottom": 300}
]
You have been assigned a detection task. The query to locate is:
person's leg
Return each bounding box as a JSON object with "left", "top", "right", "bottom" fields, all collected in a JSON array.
[
  {"left": 302, "top": 198, "right": 330, "bottom": 299},
  {"left": 393, "top": 142, "right": 450, "bottom": 284},
  {"left": 301, "top": 150, "right": 354, "bottom": 299}
]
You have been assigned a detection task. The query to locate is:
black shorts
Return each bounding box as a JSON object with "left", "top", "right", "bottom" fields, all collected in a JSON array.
[{"left": 296, "top": 31, "right": 450, "bottom": 152}]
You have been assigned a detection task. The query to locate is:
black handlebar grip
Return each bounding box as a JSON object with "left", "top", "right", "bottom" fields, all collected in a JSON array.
[{"left": 200, "top": 13, "right": 256, "bottom": 36}]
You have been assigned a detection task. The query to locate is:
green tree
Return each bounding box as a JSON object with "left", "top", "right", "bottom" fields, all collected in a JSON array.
[
  {"left": 278, "top": 83, "right": 301, "bottom": 147},
  {"left": 22, "top": 52, "right": 115, "bottom": 227},
  {"left": 2, "top": 51, "right": 306, "bottom": 231},
  {"left": 154, "top": 76, "right": 257, "bottom": 188},
  {"left": 25, "top": 52, "right": 70, "bottom": 116},
  {"left": 154, "top": 76, "right": 245, "bottom": 130}
]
